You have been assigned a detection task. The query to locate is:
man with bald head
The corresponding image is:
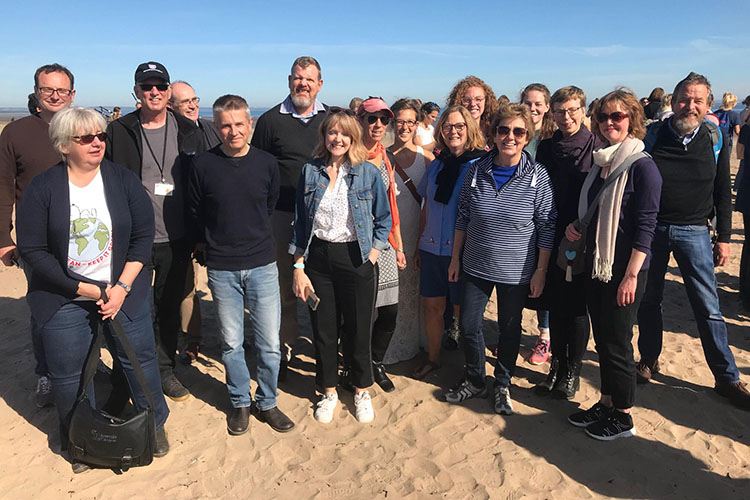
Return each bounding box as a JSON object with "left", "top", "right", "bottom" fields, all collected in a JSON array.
[{"left": 170, "top": 81, "right": 222, "bottom": 149}]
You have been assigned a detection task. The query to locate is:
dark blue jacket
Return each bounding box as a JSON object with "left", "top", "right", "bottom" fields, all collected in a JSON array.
[{"left": 17, "top": 159, "right": 155, "bottom": 327}]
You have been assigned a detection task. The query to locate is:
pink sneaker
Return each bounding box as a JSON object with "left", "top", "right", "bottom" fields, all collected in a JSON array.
[{"left": 529, "top": 337, "right": 550, "bottom": 365}]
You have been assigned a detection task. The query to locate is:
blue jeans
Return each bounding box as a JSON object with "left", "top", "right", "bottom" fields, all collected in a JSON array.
[
  {"left": 207, "top": 263, "right": 281, "bottom": 410},
  {"left": 461, "top": 274, "right": 529, "bottom": 388},
  {"left": 637, "top": 223, "right": 739, "bottom": 384},
  {"left": 41, "top": 300, "right": 169, "bottom": 444},
  {"left": 20, "top": 258, "right": 48, "bottom": 377}
]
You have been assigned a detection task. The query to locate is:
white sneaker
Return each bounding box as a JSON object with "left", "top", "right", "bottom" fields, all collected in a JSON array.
[
  {"left": 314, "top": 392, "right": 338, "bottom": 423},
  {"left": 354, "top": 390, "right": 374, "bottom": 423},
  {"left": 493, "top": 384, "right": 513, "bottom": 415},
  {"left": 35, "top": 375, "right": 54, "bottom": 408}
]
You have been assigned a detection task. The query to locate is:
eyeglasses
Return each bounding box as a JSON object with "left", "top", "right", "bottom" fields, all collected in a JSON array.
[
  {"left": 139, "top": 83, "right": 169, "bottom": 92},
  {"left": 366, "top": 115, "right": 391, "bottom": 126},
  {"left": 395, "top": 119, "right": 417, "bottom": 127},
  {"left": 72, "top": 132, "right": 108, "bottom": 144},
  {"left": 176, "top": 97, "right": 200, "bottom": 107},
  {"left": 328, "top": 106, "right": 355, "bottom": 117},
  {"left": 552, "top": 106, "right": 583, "bottom": 118},
  {"left": 596, "top": 111, "right": 629, "bottom": 123},
  {"left": 496, "top": 126, "right": 527, "bottom": 139},
  {"left": 37, "top": 87, "right": 73, "bottom": 98},
  {"left": 441, "top": 123, "right": 466, "bottom": 133},
  {"left": 461, "top": 97, "right": 485, "bottom": 105}
]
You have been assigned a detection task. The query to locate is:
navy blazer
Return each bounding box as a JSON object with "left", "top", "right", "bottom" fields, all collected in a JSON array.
[{"left": 17, "top": 159, "right": 155, "bottom": 328}]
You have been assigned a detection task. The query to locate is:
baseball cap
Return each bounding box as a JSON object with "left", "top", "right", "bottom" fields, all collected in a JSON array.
[
  {"left": 134, "top": 61, "right": 170, "bottom": 84},
  {"left": 356, "top": 97, "right": 394, "bottom": 119}
]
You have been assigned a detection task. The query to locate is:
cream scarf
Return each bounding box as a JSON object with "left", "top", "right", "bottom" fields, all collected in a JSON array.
[{"left": 579, "top": 136, "right": 644, "bottom": 282}]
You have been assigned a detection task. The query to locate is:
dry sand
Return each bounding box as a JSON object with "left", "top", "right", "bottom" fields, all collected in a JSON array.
[{"left": 0, "top": 119, "right": 749, "bottom": 499}]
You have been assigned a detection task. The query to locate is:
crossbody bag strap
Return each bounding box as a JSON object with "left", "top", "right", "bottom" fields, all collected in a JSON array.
[
  {"left": 579, "top": 151, "right": 648, "bottom": 228},
  {"left": 391, "top": 151, "right": 423, "bottom": 205}
]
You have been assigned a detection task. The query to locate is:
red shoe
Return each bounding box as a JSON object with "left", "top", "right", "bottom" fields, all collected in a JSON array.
[{"left": 529, "top": 337, "right": 550, "bottom": 365}]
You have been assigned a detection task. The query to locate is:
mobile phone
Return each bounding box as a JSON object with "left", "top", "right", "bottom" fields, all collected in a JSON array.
[{"left": 306, "top": 289, "right": 320, "bottom": 311}]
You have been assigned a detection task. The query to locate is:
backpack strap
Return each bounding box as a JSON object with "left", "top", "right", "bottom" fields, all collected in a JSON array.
[
  {"left": 702, "top": 120, "right": 723, "bottom": 163},
  {"left": 390, "top": 150, "right": 423, "bottom": 205}
]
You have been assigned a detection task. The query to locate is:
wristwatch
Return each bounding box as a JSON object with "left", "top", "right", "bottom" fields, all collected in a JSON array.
[{"left": 116, "top": 281, "right": 132, "bottom": 294}]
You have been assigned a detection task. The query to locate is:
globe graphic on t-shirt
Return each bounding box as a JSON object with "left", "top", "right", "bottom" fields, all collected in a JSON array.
[{"left": 69, "top": 216, "right": 110, "bottom": 262}]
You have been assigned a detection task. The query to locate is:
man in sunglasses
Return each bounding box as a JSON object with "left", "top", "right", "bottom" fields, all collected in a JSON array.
[
  {"left": 0, "top": 63, "right": 76, "bottom": 409},
  {"left": 251, "top": 56, "right": 328, "bottom": 381},
  {"left": 106, "top": 61, "right": 206, "bottom": 402},
  {"left": 636, "top": 72, "right": 750, "bottom": 410}
]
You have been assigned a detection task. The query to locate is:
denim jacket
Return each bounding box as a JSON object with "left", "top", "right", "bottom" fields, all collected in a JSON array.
[{"left": 289, "top": 158, "right": 392, "bottom": 264}]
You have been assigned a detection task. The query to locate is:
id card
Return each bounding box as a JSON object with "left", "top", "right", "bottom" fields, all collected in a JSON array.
[{"left": 154, "top": 182, "right": 174, "bottom": 196}]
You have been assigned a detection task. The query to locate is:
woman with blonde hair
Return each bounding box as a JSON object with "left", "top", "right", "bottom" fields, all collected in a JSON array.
[
  {"left": 291, "top": 108, "right": 391, "bottom": 423},
  {"left": 412, "top": 105, "right": 486, "bottom": 379},
  {"left": 715, "top": 92, "right": 741, "bottom": 149},
  {"left": 447, "top": 76, "right": 498, "bottom": 147}
]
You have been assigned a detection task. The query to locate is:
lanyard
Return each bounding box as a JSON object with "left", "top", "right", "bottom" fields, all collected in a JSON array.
[{"left": 139, "top": 114, "right": 169, "bottom": 182}]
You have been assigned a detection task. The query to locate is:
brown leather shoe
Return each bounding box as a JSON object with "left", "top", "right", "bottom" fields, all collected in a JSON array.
[
  {"left": 636, "top": 360, "right": 659, "bottom": 384},
  {"left": 714, "top": 381, "right": 750, "bottom": 410}
]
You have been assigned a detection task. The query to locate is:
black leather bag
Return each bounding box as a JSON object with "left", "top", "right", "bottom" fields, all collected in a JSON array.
[{"left": 67, "top": 289, "right": 156, "bottom": 471}]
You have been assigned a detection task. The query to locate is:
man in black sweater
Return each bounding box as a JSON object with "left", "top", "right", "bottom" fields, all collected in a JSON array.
[
  {"left": 250, "top": 56, "right": 327, "bottom": 379},
  {"left": 189, "top": 95, "right": 294, "bottom": 435},
  {"left": 637, "top": 72, "right": 750, "bottom": 410}
]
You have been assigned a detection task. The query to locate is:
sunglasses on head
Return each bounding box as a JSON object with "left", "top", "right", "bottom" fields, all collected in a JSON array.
[
  {"left": 72, "top": 132, "right": 108, "bottom": 144},
  {"left": 139, "top": 83, "right": 169, "bottom": 92},
  {"left": 596, "top": 111, "right": 629, "bottom": 123},
  {"left": 496, "top": 126, "right": 526, "bottom": 139},
  {"left": 366, "top": 115, "right": 391, "bottom": 125},
  {"left": 328, "top": 106, "right": 355, "bottom": 117}
]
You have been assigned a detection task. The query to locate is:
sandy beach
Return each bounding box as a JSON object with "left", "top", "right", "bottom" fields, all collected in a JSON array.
[{"left": 1, "top": 119, "right": 749, "bottom": 500}]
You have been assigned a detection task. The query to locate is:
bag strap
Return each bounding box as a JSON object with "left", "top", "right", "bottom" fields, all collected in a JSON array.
[
  {"left": 580, "top": 151, "right": 648, "bottom": 228},
  {"left": 391, "top": 150, "right": 423, "bottom": 205},
  {"left": 76, "top": 287, "right": 155, "bottom": 411}
]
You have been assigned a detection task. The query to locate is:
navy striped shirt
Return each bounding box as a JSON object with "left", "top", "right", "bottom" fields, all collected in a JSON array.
[{"left": 456, "top": 150, "right": 557, "bottom": 285}]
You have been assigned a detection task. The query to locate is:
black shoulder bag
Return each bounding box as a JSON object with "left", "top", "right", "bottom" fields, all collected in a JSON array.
[
  {"left": 556, "top": 152, "right": 648, "bottom": 281},
  {"left": 67, "top": 288, "right": 156, "bottom": 471}
]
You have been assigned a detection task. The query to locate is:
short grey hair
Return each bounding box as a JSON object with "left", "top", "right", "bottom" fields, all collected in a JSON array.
[
  {"left": 212, "top": 94, "right": 251, "bottom": 122},
  {"left": 48, "top": 107, "right": 107, "bottom": 154},
  {"left": 673, "top": 72, "right": 711, "bottom": 100}
]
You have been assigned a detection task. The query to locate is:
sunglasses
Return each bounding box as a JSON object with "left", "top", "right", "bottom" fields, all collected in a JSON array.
[
  {"left": 366, "top": 115, "right": 391, "bottom": 125},
  {"left": 72, "top": 132, "right": 108, "bottom": 144},
  {"left": 139, "top": 83, "right": 169, "bottom": 92},
  {"left": 596, "top": 111, "right": 629, "bottom": 123},
  {"left": 328, "top": 106, "right": 355, "bottom": 117},
  {"left": 496, "top": 126, "right": 527, "bottom": 139}
]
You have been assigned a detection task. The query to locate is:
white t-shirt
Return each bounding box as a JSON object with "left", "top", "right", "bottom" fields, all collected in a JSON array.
[
  {"left": 67, "top": 170, "right": 114, "bottom": 293},
  {"left": 416, "top": 124, "right": 435, "bottom": 146}
]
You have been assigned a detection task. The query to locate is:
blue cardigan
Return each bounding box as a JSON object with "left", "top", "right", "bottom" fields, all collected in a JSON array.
[{"left": 17, "top": 159, "right": 155, "bottom": 328}]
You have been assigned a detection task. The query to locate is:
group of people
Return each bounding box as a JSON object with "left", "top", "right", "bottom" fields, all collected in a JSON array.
[{"left": 1, "top": 57, "right": 749, "bottom": 472}]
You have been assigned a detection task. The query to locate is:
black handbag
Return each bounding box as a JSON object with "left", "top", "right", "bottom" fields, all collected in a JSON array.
[
  {"left": 556, "top": 152, "right": 647, "bottom": 281},
  {"left": 67, "top": 288, "right": 156, "bottom": 471}
]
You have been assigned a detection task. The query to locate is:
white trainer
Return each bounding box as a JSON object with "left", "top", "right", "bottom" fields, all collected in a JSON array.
[
  {"left": 354, "top": 390, "right": 374, "bottom": 423},
  {"left": 314, "top": 392, "right": 338, "bottom": 423}
]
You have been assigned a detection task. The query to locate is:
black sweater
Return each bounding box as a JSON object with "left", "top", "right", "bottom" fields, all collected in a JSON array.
[
  {"left": 650, "top": 121, "right": 732, "bottom": 242},
  {"left": 250, "top": 103, "right": 327, "bottom": 212},
  {"left": 188, "top": 146, "right": 279, "bottom": 271}
]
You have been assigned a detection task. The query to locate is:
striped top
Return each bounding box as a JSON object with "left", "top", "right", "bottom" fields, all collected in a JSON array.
[{"left": 455, "top": 150, "right": 557, "bottom": 285}]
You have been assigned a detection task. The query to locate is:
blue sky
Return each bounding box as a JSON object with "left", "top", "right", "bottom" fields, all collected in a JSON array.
[{"left": 2, "top": 1, "right": 749, "bottom": 110}]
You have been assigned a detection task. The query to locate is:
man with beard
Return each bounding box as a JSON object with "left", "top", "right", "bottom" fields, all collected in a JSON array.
[
  {"left": 251, "top": 56, "right": 327, "bottom": 380},
  {"left": 636, "top": 72, "right": 750, "bottom": 410}
]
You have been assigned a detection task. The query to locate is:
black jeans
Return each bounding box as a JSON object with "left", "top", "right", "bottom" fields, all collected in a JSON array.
[
  {"left": 586, "top": 267, "right": 647, "bottom": 409},
  {"left": 461, "top": 274, "right": 530, "bottom": 388},
  {"left": 306, "top": 238, "right": 376, "bottom": 389},
  {"left": 372, "top": 304, "right": 398, "bottom": 363},
  {"left": 741, "top": 214, "right": 750, "bottom": 304},
  {"left": 547, "top": 266, "right": 590, "bottom": 365},
  {"left": 150, "top": 239, "right": 191, "bottom": 379}
]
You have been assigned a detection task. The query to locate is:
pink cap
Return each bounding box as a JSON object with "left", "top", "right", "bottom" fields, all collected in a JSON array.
[{"left": 356, "top": 97, "right": 394, "bottom": 119}]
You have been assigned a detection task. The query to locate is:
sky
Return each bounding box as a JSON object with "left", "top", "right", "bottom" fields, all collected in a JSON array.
[{"left": 2, "top": 0, "right": 749, "bottom": 110}]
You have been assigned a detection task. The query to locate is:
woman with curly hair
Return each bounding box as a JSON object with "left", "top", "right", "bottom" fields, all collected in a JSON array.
[{"left": 447, "top": 75, "right": 498, "bottom": 147}]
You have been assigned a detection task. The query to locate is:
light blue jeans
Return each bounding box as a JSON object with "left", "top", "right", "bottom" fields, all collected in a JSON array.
[{"left": 207, "top": 263, "right": 281, "bottom": 410}]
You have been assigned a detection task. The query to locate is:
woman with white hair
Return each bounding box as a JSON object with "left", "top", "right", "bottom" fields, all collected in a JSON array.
[{"left": 17, "top": 107, "right": 169, "bottom": 471}]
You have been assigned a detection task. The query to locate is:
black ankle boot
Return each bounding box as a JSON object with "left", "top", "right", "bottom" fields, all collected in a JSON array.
[
  {"left": 373, "top": 362, "right": 395, "bottom": 392},
  {"left": 534, "top": 357, "right": 561, "bottom": 395},
  {"left": 553, "top": 361, "right": 581, "bottom": 400}
]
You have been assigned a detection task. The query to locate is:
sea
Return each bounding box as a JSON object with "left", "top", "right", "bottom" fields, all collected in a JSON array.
[{"left": 0, "top": 106, "right": 270, "bottom": 121}]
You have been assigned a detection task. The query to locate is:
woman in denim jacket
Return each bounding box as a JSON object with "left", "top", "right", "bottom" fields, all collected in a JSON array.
[{"left": 290, "top": 108, "right": 391, "bottom": 424}]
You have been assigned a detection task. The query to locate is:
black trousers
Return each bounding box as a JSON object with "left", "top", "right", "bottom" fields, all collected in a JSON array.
[
  {"left": 372, "top": 304, "right": 398, "bottom": 363},
  {"left": 547, "top": 266, "right": 590, "bottom": 365},
  {"left": 150, "top": 239, "right": 191, "bottom": 379},
  {"left": 586, "top": 267, "right": 647, "bottom": 409},
  {"left": 306, "top": 238, "right": 376, "bottom": 389},
  {"left": 740, "top": 214, "right": 750, "bottom": 304}
]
